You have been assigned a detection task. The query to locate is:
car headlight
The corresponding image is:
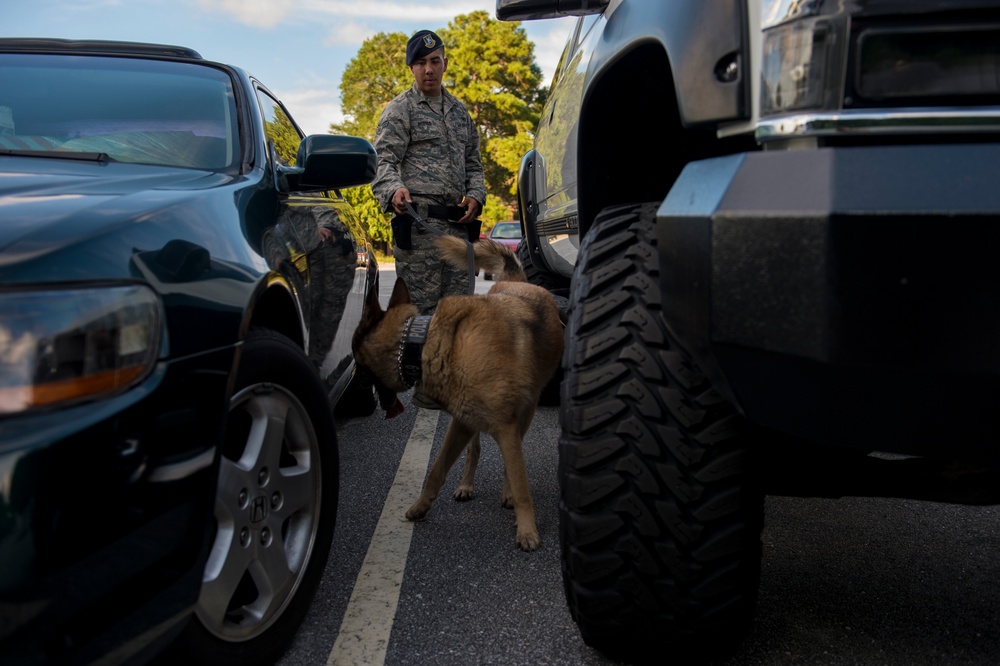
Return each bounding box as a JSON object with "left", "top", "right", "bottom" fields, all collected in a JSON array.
[{"left": 0, "top": 285, "right": 162, "bottom": 415}]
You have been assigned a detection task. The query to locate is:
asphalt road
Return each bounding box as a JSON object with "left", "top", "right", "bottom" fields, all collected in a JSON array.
[{"left": 277, "top": 267, "right": 1000, "bottom": 666}]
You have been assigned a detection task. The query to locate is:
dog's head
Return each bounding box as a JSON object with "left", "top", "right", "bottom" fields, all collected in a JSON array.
[{"left": 351, "top": 277, "right": 416, "bottom": 419}]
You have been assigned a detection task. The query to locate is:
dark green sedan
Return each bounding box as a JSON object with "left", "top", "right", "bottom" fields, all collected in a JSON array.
[{"left": 0, "top": 38, "right": 378, "bottom": 666}]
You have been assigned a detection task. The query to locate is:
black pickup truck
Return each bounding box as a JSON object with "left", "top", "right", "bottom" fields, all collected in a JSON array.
[{"left": 497, "top": 1, "right": 1000, "bottom": 662}]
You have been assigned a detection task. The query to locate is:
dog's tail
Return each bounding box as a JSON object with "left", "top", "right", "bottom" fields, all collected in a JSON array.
[{"left": 434, "top": 235, "right": 526, "bottom": 283}]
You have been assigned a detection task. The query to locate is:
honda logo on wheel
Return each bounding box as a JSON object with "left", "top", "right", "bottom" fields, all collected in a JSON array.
[{"left": 250, "top": 496, "right": 268, "bottom": 523}]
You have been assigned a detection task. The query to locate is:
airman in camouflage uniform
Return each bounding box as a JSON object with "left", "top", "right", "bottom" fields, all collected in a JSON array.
[{"left": 372, "top": 29, "right": 486, "bottom": 316}]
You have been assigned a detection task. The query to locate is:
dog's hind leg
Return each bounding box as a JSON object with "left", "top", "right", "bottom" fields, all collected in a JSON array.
[
  {"left": 500, "top": 404, "right": 536, "bottom": 510},
  {"left": 495, "top": 407, "right": 540, "bottom": 551},
  {"left": 453, "top": 433, "right": 481, "bottom": 501},
  {"left": 406, "top": 420, "right": 476, "bottom": 521},
  {"left": 500, "top": 474, "right": 513, "bottom": 509}
]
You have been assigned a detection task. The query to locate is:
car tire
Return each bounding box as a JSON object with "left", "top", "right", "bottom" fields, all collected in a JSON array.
[
  {"left": 334, "top": 369, "right": 378, "bottom": 417},
  {"left": 165, "top": 327, "right": 338, "bottom": 666},
  {"left": 559, "top": 203, "right": 764, "bottom": 664}
]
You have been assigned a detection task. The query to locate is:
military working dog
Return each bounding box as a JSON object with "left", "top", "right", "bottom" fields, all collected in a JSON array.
[{"left": 352, "top": 235, "right": 563, "bottom": 551}]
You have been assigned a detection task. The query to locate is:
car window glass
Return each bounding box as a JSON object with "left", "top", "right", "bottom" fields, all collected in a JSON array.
[
  {"left": 0, "top": 54, "right": 238, "bottom": 170},
  {"left": 491, "top": 223, "right": 521, "bottom": 239},
  {"left": 256, "top": 88, "right": 302, "bottom": 167}
]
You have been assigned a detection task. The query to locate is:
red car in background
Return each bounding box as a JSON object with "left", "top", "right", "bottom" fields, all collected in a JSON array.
[{"left": 480, "top": 221, "right": 521, "bottom": 279}]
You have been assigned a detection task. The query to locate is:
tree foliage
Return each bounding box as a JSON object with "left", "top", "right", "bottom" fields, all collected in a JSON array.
[
  {"left": 332, "top": 32, "right": 411, "bottom": 141},
  {"left": 332, "top": 12, "right": 546, "bottom": 250},
  {"left": 440, "top": 11, "right": 545, "bottom": 202}
]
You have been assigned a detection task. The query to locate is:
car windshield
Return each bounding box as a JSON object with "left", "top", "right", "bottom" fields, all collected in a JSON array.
[
  {"left": 491, "top": 223, "right": 521, "bottom": 239},
  {"left": 0, "top": 54, "right": 239, "bottom": 170}
]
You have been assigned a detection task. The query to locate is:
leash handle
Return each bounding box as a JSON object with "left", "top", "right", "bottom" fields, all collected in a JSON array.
[{"left": 403, "top": 201, "right": 475, "bottom": 294}]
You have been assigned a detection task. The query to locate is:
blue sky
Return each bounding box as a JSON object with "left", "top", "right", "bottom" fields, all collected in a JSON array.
[{"left": 6, "top": 0, "right": 575, "bottom": 136}]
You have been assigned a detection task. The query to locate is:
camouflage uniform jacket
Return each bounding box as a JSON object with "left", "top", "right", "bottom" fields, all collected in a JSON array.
[{"left": 371, "top": 84, "right": 486, "bottom": 213}]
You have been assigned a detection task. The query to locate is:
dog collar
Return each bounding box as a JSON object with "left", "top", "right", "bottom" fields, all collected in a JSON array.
[{"left": 398, "top": 315, "right": 432, "bottom": 389}]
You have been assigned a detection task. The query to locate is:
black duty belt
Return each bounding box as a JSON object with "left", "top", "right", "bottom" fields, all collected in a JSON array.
[
  {"left": 424, "top": 204, "right": 465, "bottom": 221},
  {"left": 404, "top": 201, "right": 476, "bottom": 293}
]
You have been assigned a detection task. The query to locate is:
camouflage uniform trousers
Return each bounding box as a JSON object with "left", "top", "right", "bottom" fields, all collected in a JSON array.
[{"left": 394, "top": 214, "right": 471, "bottom": 316}]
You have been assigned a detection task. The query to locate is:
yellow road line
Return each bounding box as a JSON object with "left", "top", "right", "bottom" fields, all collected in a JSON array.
[{"left": 326, "top": 407, "right": 438, "bottom": 666}]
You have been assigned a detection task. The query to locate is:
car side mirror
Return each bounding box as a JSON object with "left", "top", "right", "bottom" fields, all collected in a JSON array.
[{"left": 283, "top": 135, "right": 376, "bottom": 192}]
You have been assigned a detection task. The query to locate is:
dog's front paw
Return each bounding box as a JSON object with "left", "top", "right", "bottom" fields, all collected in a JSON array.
[
  {"left": 405, "top": 500, "right": 431, "bottom": 521},
  {"left": 516, "top": 529, "right": 541, "bottom": 552},
  {"left": 500, "top": 493, "right": 514, "bottom": 509},
  {"left": 453, "top": 485, "right": 475, "bottom": 502}
]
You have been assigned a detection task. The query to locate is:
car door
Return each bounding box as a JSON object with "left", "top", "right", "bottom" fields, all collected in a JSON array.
[{"left": 254, "top": 88, "right": 371, "bottom": 395}]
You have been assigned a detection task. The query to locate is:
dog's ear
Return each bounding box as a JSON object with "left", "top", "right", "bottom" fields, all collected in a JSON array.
[{"left": 388, "top": 276, "right": 412, "bottom": 309}]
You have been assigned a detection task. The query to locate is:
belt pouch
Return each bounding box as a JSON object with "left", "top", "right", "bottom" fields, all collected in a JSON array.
[{"left": 391, "top": 213, "right": 414, "bottom": 251}]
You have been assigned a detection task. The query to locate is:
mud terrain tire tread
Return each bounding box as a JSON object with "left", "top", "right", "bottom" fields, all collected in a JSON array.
[{"left": 558, "top": 202, "right": 763, "bottom": 664}]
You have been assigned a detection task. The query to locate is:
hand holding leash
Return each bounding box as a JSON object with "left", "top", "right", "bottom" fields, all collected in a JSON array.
[
  {"left": 403, "top": 201, "right": 476, "bottom": 294},
  {"left": 391, "top": 187, "right": 412, "bottom": 214}
]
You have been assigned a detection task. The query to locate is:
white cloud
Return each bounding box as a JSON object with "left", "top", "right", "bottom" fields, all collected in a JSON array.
[
  {"left": 301, "top": 0, "right": 496, "bottom": 21},
  {"left": 280, "top": 87, "right": 345, "bottom": 135},
  {"left": 195, "top": 0, "right": 497, "bottom": 26},
  {"left": 195, "top": 0, "right": 287, "bottom": 28},
  {"left": 324, "top": 20, "right": 378, "bottom": 48}
]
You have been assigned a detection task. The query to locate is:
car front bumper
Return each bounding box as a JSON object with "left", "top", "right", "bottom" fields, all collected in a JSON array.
[
  {"left": 0, "top": 345, "right": 234, "bottom": 664},
  {"left": 658, "top": 143, "right": 1000, "bottom": 462}
]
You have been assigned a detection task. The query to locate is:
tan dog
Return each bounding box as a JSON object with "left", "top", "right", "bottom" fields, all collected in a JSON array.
[{"left": 352, "top": 235, "right": 563, "bottom": 550}]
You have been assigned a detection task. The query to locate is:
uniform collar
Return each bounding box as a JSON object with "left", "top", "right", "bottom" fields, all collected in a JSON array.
[{"left": 411, "top": 83, "right": 452, "bottom": 106}]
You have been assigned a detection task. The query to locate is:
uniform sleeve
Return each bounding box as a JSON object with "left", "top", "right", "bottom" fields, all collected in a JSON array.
[
  {"left": 463, "top": 114, "right": 487, "bottom": 207},
  {"left": 371, "top": 101, "right": 410, "bottom": 213}
]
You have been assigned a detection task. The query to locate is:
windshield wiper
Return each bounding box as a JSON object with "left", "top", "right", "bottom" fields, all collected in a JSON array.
[{"left": 0, "top": 149, "right": 115, "bottom": 163}]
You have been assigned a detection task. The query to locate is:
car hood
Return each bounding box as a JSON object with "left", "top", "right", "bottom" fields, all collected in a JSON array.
[{"left": 0, "top": 157, "right": 236, "bottom": 255}]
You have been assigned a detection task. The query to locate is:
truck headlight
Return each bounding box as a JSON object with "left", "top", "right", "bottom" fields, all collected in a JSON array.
[
  {"left": 0, "top": 285, "right": 162, "bottom": 415},
  {"left": 761, "top": 17, "right": 839, "bottom": 117}
]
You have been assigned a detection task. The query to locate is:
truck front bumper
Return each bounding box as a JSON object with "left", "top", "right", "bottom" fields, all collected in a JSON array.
[{"left": 659, "top": 143, "right": 1000, "bottom": 462}]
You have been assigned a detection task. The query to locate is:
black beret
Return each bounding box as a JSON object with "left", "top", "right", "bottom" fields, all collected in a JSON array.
[{"left": 406, "top": 30, "right": 443, "bottom": 66}]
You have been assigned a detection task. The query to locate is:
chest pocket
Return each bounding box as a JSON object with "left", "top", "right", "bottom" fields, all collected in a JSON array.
[
  {"left": 410, "top": 107, "right": 470, "bottom": 148},
  {"left": 410, "top": 116, "right": 446, "bottom": 144}
]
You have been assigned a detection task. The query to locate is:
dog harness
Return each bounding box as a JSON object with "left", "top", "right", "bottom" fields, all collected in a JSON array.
[{"left": 398, "top": 315, "right": 433, "bottom": 388}]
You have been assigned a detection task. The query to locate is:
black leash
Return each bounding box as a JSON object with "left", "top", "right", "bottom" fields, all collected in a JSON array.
[{"left": 404, "top": 201, "right": 476, "bottom": 294}]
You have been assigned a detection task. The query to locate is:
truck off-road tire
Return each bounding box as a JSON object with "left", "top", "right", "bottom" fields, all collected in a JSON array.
[
  {"left": 559, "top": 203, "right": 764, "bottom": 664},
  {"left": 166, "top": 327, "right": 339, "bottom": 666}
]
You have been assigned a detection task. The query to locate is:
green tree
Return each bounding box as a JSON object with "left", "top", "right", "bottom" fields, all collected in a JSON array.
[
  {"left": 332, "top": 33, "right": 411, "bottom": 252},
  {"left": 440, "top": 11, "right": 546, "bottom": 203},
  {"left": 332, "top": 32, "right": 411, "bottom": 140}
]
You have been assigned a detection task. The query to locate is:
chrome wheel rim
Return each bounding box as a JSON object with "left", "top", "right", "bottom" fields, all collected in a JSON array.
[{"left": 196, "top": 382, "right": 321, "bottom": 641}]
